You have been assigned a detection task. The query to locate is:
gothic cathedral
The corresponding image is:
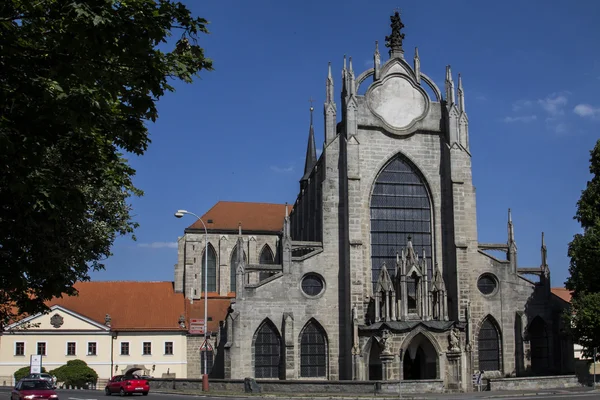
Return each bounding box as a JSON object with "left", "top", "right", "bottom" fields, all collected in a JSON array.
[{"left": 175, "top": 12, "right": 574, "bottom": 390}]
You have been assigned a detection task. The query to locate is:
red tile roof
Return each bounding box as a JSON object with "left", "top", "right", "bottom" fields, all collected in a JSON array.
[
  {"left": 551, "top": 287, "right": 573, "bottom": 303},
  {"left": 188, "top": 201, "right": 289, "bottom": 232},
  {"left": 44, "top": 282, "right": 231, "bottom": 333}
]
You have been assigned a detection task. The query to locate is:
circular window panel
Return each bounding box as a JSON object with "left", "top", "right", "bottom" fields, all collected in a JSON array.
[
  {"left": 477, "top": 274, "right": 498, "bottom": 295},
  {"left": 301, "top": 273, "right": 324, "bottom": 297}
]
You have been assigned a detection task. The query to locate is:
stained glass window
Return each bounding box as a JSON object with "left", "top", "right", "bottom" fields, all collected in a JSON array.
[
  {"left": 254, "top": 321, "right": 281, "bottom": 378},
  {"left": 202, "top": 245, "right": 217, "bottom": 292},
  {"left": 300, "top": 320, "right": 327, "bottom": 377},
  {"left": 370, "top": 155, "right": 433, "bottom": 290},
  {"left": 478, "top": 318, "right": 500, "bottom": 371},
  {"left": 259, "top": 245, "right": 275, "bottom": 281},
  {"left": 301, "top": 274, "right": 324, "bottom": 296},
  {"left": 477, "top": 274, "right": 497, "bottom": 295}
]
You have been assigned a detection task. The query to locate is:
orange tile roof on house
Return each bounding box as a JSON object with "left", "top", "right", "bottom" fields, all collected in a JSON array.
[
  {"left": 552, "top": 287, "right": 573, "bottom": 303},
  {"left": 47, "top": 281, "right": 186, "bottom": 331},
  {"left": 188, "top": 201, "right": 290, "bottom": 233}
]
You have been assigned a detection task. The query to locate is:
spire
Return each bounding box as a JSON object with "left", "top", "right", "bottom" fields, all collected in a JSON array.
[
  {"left": 348, "top": 56, "right": 355, "bottom": 96},
  {"left": 445, "top": 65, "right": 455, "bottom": 104},
  {"left": 458, "top": 73, "right": 465, "bottom": 113},
  {"left": 302, "top": 99, "right": 317, "bottom": 181},
  {"left": 385, "top": 10, "right": 406, "bottom": 59},
  {"left": 508, "top": 208, "right": 514, "bottom": 244},
  {"left": 413, "top": 47, "right": 420, "bottom": 83},
  {"left": 238, "top": 222, "right": 242, "bottom": 236},
  {"left": 541, "top": 232, "right": 547, "bottom": 267},
  {"left": 326, "top": 62, "right": 334, "bottom": 103}
]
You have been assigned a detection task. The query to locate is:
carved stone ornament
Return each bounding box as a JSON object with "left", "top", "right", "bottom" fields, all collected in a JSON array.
[
  {"left": 366, "top": 74, "right": 429, "bottom": 134},
  {"left": 50, "top": 313, "right": 64, "bottom": 328},
  {"left": 385, "top": 11, "right": 405, "bottom": 53},
  {"left": 448, "top": 327, "right": 460, "bottom": 352}
]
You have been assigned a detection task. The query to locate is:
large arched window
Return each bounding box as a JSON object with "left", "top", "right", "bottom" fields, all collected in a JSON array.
[
  {"left": 259, "top": 245, "right": 275, "bottom": 281},
  {"left": 370, "top": 154, "right": 433, "bottom": 290},
  {"left": 230, "top": 245, "right": 247, "bottom": 293},
  {"left": 478, "top": 316, "right": 501, "bottom": 371},
  {"left": 300, "top": 319, "right": 327, "bottom": 377},
  {"left": 202, "top": 244, "right": 217, "bottom": 292},
  {"left": 254, "top": 320, "right": 281, "bottom": 379},
  {"left": 528, "top": 316, "right": 549, "bottom": 374}
]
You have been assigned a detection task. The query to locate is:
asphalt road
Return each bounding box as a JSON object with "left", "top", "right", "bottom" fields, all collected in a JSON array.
[{"left": 0, "top": 387, "right": 599, "bottom": 400}]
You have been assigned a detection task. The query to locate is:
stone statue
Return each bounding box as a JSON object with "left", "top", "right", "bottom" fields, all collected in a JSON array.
[
  {"left": 385, "top": 11, "right": 406, "bottom": 53},
  {"left": 449, "top": 327, "right": 460, "bottom": 351},
  {"left": 380, "top": 329, "right": 391, "bottom": 354}
]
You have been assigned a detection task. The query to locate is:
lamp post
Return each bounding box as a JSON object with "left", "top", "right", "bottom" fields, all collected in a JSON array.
[{"left": 174, "top": 209, "right": 209, "bottom": 389}]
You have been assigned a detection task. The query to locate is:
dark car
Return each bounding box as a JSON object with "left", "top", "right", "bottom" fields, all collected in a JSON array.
[{"left": 12, "top": 379, "right": 58, "bottom": 400}]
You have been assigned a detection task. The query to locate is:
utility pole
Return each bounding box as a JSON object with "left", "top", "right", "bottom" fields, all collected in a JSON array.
[{"left": 594, "top": 347, "right": 597, "bottom": 387}]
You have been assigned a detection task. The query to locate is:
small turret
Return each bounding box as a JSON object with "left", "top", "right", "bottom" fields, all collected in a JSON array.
[
  {"left": 324, "top": 62, "right": 337, "bottom": 144},
  {"left": 445, "top": 65, "right": 455, "bottom": 105},
  {"left": 301, "top": 101, "right": 317, "bottom": 182},
  {"left": 374, "top": 41, "right": 381, "bottom": 80},
  {"left": 507, "top": 209, "right": 518, "bottom": 272},
  {"left": 458, "top": 73, "right": 465, "bottom": 113},
  {"left": 414, "top": 47, "right": 420, "bottom": 83}
]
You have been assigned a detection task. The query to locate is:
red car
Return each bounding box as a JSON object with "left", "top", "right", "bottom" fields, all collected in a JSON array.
[
  {"left": 105, "top": 375, "right": 149, "bottom": 396},
  {"left": 12, "top": 379, "right": 59, "bottom": 400}
]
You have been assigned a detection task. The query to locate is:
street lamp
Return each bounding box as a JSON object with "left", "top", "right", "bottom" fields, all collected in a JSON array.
[{"left": 174, "top": 209, "right": 209, "bottom": 389}]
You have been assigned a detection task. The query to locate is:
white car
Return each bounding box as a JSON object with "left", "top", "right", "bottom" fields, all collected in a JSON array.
[{"left": 25, "top": 373, "right": 54, "bottom": 384}]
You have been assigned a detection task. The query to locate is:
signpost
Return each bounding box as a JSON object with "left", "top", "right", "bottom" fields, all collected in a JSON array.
[
  {"left": 189, "top": 319, "right": 205, "bottom": 335},
  {"left": 30, "top": 355, "right": 42, "bottom": 374}
]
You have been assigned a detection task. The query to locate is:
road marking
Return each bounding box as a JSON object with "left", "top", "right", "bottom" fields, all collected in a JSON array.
[{"left": 68, "top": 397, "right": 97, "bottom": 400}]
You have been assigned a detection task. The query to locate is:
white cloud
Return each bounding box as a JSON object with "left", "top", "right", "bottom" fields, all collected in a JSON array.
[
  {"left": 537, "top": 93, "right": 568, "bottom": 117},
  {"left": 270, "top": 165, "right": 294, "bottom": 173},
  {"left": 553, "top": 123, "right": 568, "bottom": 134},
  {"left": 138, "top": 242, "right": 178, "bottom": 249},
  {"left": 574, "top": 104, "right": 600, "bottom": 118},
  {"left": 512, "top": 99, "right": 532, "bottom": 112},
  {"left": 503, "top": 115, "right": 537, "bottom": 123}
]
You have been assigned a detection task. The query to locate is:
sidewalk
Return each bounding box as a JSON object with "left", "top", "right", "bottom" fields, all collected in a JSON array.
[{"left": 153, "top": 385, "right": 600, "bottom": 399}]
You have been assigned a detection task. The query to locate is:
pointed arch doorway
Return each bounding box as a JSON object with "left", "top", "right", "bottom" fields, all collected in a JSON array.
[{"left": 402, "top": 333, "right": 438, "bottom": 380}]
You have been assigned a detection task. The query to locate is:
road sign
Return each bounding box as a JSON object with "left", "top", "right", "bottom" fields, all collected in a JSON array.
[
  {"left": 30, "top": 355, "right": 42, "bottom": 374},
  {"left": 200, "top": 340, "right": 213, "bottom": 351},
  {"left": 189, "top": 319, "right": 205, "bottom": 334}
]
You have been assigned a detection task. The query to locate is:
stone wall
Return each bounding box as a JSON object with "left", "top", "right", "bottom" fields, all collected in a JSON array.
[
  {"left": 488, "top": 375, "right": 580, "bottom": 391},
  {"left": 149, "top": 378, "right": 444, "bottom": 394}
]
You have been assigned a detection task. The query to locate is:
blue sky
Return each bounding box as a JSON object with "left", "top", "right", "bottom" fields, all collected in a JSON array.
[{"left": 94, "top": 0, "right": 600, "bottom": 289}]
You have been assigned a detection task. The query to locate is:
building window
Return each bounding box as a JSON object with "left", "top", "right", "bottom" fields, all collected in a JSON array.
[
  {"left": 88, "top": 342, "right": 97, "bottom": 356},
  {"left": 164, "top": 342, "right": 173, "bottom": 355},
  {"left": 204, "top": 244, "right": 218, "bottom": 292},
  {"left": 259, "top": 245, "right": 275, "bottom": 281},
  {"left": 37, "top": 342, "right": 46, "bottom": 356},
  {"left": 301, "top": 273, "right": 325, "bottom": 297},
  {"left": 120, "top": 342, "right": 129, "bottom": 356},
  {"left": 254, "top": 320, "right": 281, "bottom": 378},
  {"left": 370, "top": 155, "right": 433, "bottom": 308},
  {"left": 15, "top": 342, "right": 25, "bottom": 356},
  {"left": 67, "top": 342, "right": 76, "bottom": 356},
  {"left": 201, "top": 350, "right": 214, "bottom": 375},
  {"left": 477, "top": 274, "right": 498, "bottom": 295},
  {"left": 478, "top": 317, "right": 500, "bottom": 371},
  {"left": 143, "top": 342, "right": 152, "bottom": 355},
  {"left": 300, "top": 320, "right": 327, "bottom": 377}
]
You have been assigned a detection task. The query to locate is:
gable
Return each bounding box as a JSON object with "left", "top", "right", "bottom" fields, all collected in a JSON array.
[{"left": 6, "top": 305, "right": 109, "bottom": 332}]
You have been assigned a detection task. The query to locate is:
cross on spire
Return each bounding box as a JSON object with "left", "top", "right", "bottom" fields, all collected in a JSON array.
[{"left": 308, "top": 96, "right": 314, "bottom": 111}]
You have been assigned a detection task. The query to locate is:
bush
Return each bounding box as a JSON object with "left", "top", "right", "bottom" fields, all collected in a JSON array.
[
  {"left": 14, "top": 366, "right": 47, "bottom": 381},
  {"left": 50, "top": 360, "right": 98, "bottom": 388}
]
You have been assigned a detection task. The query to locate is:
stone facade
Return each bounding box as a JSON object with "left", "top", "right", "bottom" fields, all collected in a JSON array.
[{"left": 174, "top": 11, "right": 574, "bottom": 391}]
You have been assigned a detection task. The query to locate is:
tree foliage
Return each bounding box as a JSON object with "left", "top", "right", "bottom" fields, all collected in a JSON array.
[
  {"left": 566, "top": 139, "right": 600, "bottom": 356},
  {"left": 0, "top": 0, "right": 212, "bottom": 324},
  {"left": 50, "top": 359, "right": 98, "bottom": 388},
  {"left": 14, "top": 366, "right": 47, "bottom": 381}
]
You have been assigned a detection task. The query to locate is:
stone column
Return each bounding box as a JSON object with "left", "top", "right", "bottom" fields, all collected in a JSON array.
[
  {"left": 391, "top": 292, "right": 397, "bottom": 321},
  {"left": 446, "top": 351, "right": 462, "bottom": 391},
  {"left": 381, "top": 353, "right": 395, "bottom": 381},
  {"left": 375, "top": 292, "right": 381, "bottom": 322}
]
